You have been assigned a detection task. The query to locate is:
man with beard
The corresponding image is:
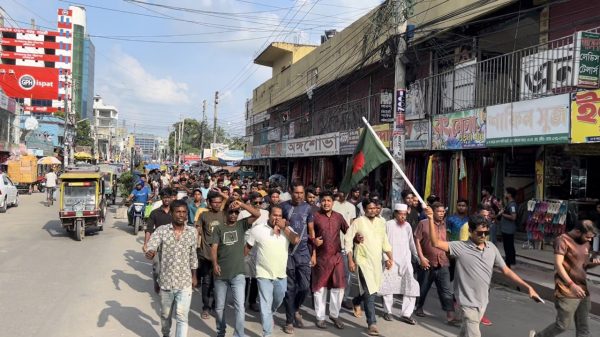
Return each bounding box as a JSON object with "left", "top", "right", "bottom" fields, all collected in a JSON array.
[
  {"left": 280, "top": 182, "right": 314, "bottom": 333},
  {"left": 345, "top": 199, "right": 394, "bottom": 336},
  {"left": 529, "top": 220, "right": 600, "bottom": 337},
  {"left": 309, "top": 191, "right": 349, "bottom": 329},
  {"left": 246, "top": 206, "right": 299, "bottom": 337},
  {"left": 401, "top": 190, "right": 420, "bottom": 231},
  {"left": 379, "top": 204, "right": 420, "bottom": 325},
  {"left": 145, "top": 200, "right": 198, "bottom": 337},
  {"left": 426, "top": 207, "right": 539, "bottom": 337}
]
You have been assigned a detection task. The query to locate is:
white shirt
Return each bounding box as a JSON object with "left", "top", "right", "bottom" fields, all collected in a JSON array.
[
  {"left": 333, "top": 200, "right": 357, "bottom": 225},
  {"left": 246, "top": 221, "right": 293, "bottom": 279},
  {"left": 280, "top": 192, "right": 292, "bottom": 202},
  {"left": 45, "top": 172, "right": 58, "bottom": 188},
  {"left": 238, "top": 209, "right": 269, "bottom": 224}
]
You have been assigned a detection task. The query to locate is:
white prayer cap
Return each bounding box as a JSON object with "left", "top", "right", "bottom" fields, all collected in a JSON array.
[{"left": 394, "top": 203, "right": 408, "bottom": 212}]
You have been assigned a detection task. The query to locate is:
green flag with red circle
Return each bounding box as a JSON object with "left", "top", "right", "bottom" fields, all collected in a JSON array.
[{"left": 340, "top": 128, "right": 390, "bottom": 192}]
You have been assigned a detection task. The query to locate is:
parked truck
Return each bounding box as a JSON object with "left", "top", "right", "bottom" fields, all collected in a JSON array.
[{"left": 7, "top": 155, "right": 38, "bottom": 194}]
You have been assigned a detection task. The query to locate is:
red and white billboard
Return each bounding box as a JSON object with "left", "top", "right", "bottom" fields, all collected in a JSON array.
[
  {"left": 23, "top": 106, "right": 60, "bottom": 113},
  {"left": 0, "top": 51, "right": 69, "bottom": 63},
  {"left": 0, "top": 27, "right": 59, "bottom": 37},
  {"left": 0, "top": 65, "right": 59, "bottom": 100},
  {"left": 1, "top": 38, "right": 69, "bottom": 50}
]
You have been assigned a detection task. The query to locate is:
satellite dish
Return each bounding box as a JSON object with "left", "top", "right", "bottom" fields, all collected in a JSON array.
[{"left": 24, "top": 117, "right": 39, "bottom": 130}]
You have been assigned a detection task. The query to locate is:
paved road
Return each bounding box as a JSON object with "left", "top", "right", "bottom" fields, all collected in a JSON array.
[{"left": 0, "top": 193, "right": 598, "bottom": 337}]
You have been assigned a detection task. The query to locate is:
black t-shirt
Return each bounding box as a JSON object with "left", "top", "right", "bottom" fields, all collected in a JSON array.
[{"left": 146, "top": 208, "right": 173, "bottom": 234}]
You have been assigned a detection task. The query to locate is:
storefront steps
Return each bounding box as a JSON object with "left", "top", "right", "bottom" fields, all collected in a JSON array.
[{"left": 493, "top": 238, "right": 600, "bottom": 315}]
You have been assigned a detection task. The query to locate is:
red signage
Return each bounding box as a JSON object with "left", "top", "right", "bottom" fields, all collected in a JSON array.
[
  {"left": 1, "top": 38, "right": 69, "bottom": 50},
  {"left": 23, "top": 106, "right": 60, "bottom": 113},
  {"left": 0, "top": 27, "right": 59, "bottom": 37},
  {"left": 0, "top": 51, "right": 69, "bottom": 63},
  {"left": 58, "top": 9, "right": 73, "bottom": 16},
  {"left": 0, "top": 65, "right": 59, "bottom": 100}
]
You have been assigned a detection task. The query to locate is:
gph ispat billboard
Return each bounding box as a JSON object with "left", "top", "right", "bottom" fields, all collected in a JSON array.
[{"left": 0, "top": 65, "right": 59, "bottom": 100}]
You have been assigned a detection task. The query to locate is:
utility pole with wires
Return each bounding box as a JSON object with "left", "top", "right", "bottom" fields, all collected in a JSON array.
[
  {"left": 200, "top": 99, "right": 207, "bottom": 158},
  {"left": 212, "top": 91, "right": 219, "bottom": 153},
  {"left": 391, "top": 0, "right": 411, "bottom": 205},
  {"left": 180, "top": 117, "right": 185, "bottom": 162}
]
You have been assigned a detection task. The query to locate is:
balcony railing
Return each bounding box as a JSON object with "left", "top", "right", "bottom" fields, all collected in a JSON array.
[{"left": 407, "top": 26, "right": 600, "bottom": 118}]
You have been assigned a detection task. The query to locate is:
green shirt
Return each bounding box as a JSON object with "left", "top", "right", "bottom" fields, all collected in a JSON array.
[{"left": 211, "top": 219, "right": 251, "bottom": 280}]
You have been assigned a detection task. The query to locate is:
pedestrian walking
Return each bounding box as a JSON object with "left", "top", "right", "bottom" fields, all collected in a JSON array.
[
  {"left": 345, "top": 198, "right": 394, "bottom": 336},
  {"left": 424, "top": 207, "right": 539, "bottom": 337},
  {"left": 413, "top": 202, "right": 458, "bottom": 325},
  {"left": 379, "top": 204, "right": 420, "bottom": 325},
  {"left": 246, "top": 206, "right": 300, "bottom": 337},
  {"left": 145, "top": 200, "right": 198, "bottom": 337},
  {"left": 211, "top": 200, "right": 261, "bottom": 337},
  {"left": 309, "top": 190, "right": 349, "bottom": 329},
  {"left": 197, "top": 191, "right": 227, "bottom": 319},
  {"left": 144, "top": 188, "right": 175, "bottom": 294},
  {"left": 280, "top": 182, "right": 314, "bottom": 333},
  {"left": 529, "top": 220, "right": 599, "bottom": 337},
  {"left": 498, "top": 187, "right": 518, "bottom": 268}
]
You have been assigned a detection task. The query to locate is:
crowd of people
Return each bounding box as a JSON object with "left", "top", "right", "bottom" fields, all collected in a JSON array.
[{"left": 134, "top": 168, "right": 599, "bottom": 337}]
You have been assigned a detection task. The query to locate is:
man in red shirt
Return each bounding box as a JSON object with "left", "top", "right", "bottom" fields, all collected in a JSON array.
[{"left": 309, "top": 191, "right": 349, "bottom": 329}]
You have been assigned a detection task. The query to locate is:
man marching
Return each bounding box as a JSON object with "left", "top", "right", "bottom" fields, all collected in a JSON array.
[
  {"left": 308, "top": 190, "right": 349, "bottom": 329},
  {"left": 379, "top": 204, "right": 420, "bottom": 325}
]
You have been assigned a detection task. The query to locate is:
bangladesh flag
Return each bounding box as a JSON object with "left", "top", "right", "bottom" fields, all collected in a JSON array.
[{"left": 340, "top": 128, "right": 390, "bottom": 192}]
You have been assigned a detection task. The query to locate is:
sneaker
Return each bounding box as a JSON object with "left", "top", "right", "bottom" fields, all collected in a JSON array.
[
  {"left": 480, "top": 315, "right": 492, "bottom": 326},
  {"left": 367, "top": 324, "right": 379, "bottom": 336}
]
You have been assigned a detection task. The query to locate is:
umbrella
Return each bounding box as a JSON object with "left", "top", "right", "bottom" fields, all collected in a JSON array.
[
  {"left": 74, "top": 152, "right": 93, "bottom": 160},
  {"left": 38, "top": 156, "right": 62, "bottom": 165}
]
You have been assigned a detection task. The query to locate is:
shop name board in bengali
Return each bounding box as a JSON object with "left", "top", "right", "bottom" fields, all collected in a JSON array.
[
  {"left": 404, "top": 120, "right": 430, "bottom": 150},
  {"left": 571, "top": 89, "right": 600, "bottom": 143},
  {"left": 285, "top": 132, "right": 339, "bottom": 157},
  {"left": 432, "top": 109, "right": 486, "bottom": 150},
  {"left": 575, "top": 31, "right": 600, "bottom": 88}
]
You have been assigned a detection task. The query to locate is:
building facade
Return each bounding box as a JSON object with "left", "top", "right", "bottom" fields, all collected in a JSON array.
[{"left": 92, "top": 95, "right": 118, "bottom": 161}]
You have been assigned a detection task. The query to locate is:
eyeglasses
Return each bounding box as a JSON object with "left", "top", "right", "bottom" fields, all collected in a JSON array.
[{"left": 475, "top": 230, "right": 490, "bottom": 237}]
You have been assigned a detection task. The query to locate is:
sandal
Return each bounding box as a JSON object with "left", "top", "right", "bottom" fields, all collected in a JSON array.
[
  {"left": 447, "top": 319, "right": 462, "bottom": 327},
  {"left": 294, "top": 312, "right": 305, "bottom": 328},
  {"left": 353, "top": 305, "right": 363, "bottom": 318},
  {"left": 316, "top": 320, "right": 327, "bottom": 329},
  {"left": 201, "top": 310, "right": 210, "bottom": 320},
  {"left": 415, "top": 310, "right": 427, "bottom": 317},
  {"left": 329, "top": 316, "right": 344, "bottom": 329},
  {"left": 399, "top": 316, "right": 417, "bottom": 325},
  {"left": 283, "top": 324, "right": 294, "bottom": 334}
]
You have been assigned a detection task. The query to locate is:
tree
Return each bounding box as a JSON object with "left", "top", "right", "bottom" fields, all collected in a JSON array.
[
  {"left": 74, "top": 120, "right": 94, "bottom": 147},
  {"left": 168, "top": 118, "right": 232, "bottom": 155},
  {"left": 226, "top": 136, "right": 246, "bottom": 150}
]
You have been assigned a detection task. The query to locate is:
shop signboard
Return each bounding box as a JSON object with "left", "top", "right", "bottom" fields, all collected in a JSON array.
[
  {"left": 363, "top": 123, "right": 392, "bottom": 149},
  {"left": 379, "top": 90, "right": 394, "bottom": 123},
  {"left": 339, "top": 129, "right": 360, "bottom": 155},
  {"left": 486, "top": 94, "right": 569, "bottom": 146},
  {"left": 0, "top": 65, "right": 59, "bottom": 100},
  {"left": 574, "top": 31, "right": 600, "bottom": 88},
  {"left": 571, "top": 89, "right": 600, "bottom": 143},
  {"left": 432, "top": 109, "right": 486, "bottom": 150},
  {"left": 285, "top": 132, "right": 339, "bottom": 158},
  {"left": 404, "top": 119, "right": 431, "bottom": 151}
]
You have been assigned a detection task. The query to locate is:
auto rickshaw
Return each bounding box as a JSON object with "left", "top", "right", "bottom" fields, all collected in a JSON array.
[
  {"left": 98, "top": 164, "right": 118, "bottom": 205},
  {"left": 58, "top": 166, "right": 107, "bottom": 241}
]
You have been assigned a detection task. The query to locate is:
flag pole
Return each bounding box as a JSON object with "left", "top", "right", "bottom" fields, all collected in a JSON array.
[{"left": 361, "top": 116, "right": 426, "bottom": 206}]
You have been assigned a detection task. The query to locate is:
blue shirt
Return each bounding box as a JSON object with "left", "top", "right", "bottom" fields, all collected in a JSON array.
[
  {"left": 200, "top": 187, "right": 211, "bottom": 200},
  {"left": 280, "top": 201, "right": 314, "bottom": 259},
  {"left": 446, "top": 214, "right": 469, "bottom": 241},
  {"left": 130, "top": 185, "right": 151, "bottom": 204}
]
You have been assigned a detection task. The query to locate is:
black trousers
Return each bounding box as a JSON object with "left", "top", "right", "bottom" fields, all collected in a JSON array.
[
  {"left": 245, "top": 277, "right": 258, "bottom": 305},
  {"left": 197, "top": 257, "right": 214, "bottom": 310},
  {"left": 502, "top": 233, "right": 516, "bottom": 267},
  {"left": 284, "top": 255, "right": 311, "bottom": 325}
]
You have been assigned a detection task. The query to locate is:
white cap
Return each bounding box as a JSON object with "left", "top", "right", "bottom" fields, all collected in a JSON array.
[{"left": 394, "top": 203, "right": 408, "bottom": 212}]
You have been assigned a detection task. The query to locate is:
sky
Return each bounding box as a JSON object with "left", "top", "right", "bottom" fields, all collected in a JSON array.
[{"left": 1, "top": 0, "right": 383, "bottom": 137}]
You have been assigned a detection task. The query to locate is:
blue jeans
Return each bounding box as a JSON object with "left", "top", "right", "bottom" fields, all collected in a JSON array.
[
  {"left": 354, "top": 269, "right": 377, "bottom": 326},
  {"left": 214, "top": 274, "right": 246, "bottom": 337},
  {"left": 257, "top": 277, "right": 287, "bottom": 337},
  {"left": 160, "top": 288, "right": 192, "bottom": 337}
]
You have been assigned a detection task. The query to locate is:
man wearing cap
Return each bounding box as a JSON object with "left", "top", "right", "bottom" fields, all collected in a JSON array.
[{"left": 380, "top": 204, "right": 420, "bottom": 325}]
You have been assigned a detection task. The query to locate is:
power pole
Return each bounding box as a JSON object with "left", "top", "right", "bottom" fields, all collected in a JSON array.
[
  {"left": 200, "top": 99, "right": 207, "bottom": 158},
  {"left": 391, "top": 0, "right": 409, "bottom": 205},
  {"left": 212, "top": 91, "right": 219, "bottom": 151},
  {"left": 181, "top": 117, "right": 186, "bottom": 162}
]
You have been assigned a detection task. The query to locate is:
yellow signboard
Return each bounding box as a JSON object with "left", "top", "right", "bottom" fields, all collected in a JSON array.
[{"left": 571, "top": 89, "right": 600, "bottom": 143}]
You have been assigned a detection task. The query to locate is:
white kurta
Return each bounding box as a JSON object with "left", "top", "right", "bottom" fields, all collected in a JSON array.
[{"left": 379, "top": 220, "right": 420, "bottom": 297}]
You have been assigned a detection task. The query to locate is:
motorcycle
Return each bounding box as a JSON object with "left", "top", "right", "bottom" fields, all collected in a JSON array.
[{"left": 131, "top": 202, "right": 146, "bottom": 235}]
